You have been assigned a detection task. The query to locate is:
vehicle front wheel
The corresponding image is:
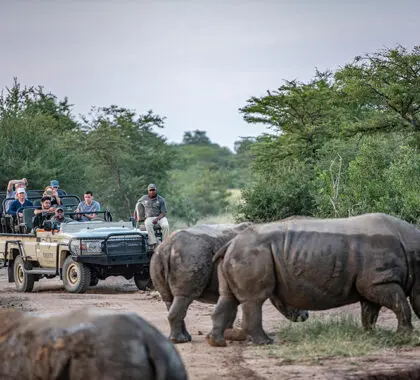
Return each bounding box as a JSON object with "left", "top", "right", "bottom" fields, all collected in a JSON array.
[
  {"left": 62, "top": 256, "right": 91, "bottom": 293},
  {"left": 14, "top": 255, "right": 35, "bottom": 292}
]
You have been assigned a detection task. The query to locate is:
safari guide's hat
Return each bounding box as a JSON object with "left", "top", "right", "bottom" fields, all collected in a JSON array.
[
  {"left": 147, "top": 183, "right": 157, "bottom": 190},
  {"left": 17, "top": 187, "right": 26, "bottom": 195},
  {"left": 50, "top": 180, "right": 59, "bottom": 187}
]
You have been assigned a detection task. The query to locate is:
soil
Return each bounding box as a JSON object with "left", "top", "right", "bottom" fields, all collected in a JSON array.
[{"left": 1, "top": 267, "right": 420, "bottom": 379}]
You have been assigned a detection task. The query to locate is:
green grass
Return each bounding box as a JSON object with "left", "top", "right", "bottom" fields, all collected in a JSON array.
[{"left": 256, "top": 315, "right": 420, "bottom": 365}]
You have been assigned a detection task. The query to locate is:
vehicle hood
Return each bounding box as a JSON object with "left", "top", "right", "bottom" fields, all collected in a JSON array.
[{"left": 60, "top": 222, "right": 146, "bottom": 239}]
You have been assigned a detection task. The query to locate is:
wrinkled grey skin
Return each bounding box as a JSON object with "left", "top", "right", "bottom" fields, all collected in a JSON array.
[
  {"left": 0, "top": 308, "right": 188, "bottom": 380},
  {"left": 150, "top": 223, "right": 309, "bottom": 344},
  {"left": 207, "top": 213, "right": 420, "bottom": 346}
]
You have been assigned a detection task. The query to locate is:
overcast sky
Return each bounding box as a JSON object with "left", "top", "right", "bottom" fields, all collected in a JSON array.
[{"left": 1, "top": 1, "right": 419, "bottom": 150}]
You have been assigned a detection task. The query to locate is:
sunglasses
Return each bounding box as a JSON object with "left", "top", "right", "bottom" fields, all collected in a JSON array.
[
  {"left": 57, "top": 210, "right": 64, "bottom": 213},
  {"left": 148, "top": 189, "right": 156, "bottom": 191}
]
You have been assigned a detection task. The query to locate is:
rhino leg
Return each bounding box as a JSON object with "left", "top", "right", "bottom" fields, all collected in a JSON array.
[
  {"left": 241, "top": 300, "right": 273, "bottom": 345},
  {"left": 360, "top": 300, "right": 381, "bottom": 330},
  {"left": 223, "top": 308, "right": 248, "bottom": 341},
  {"left": 360, "top": 283, "right": 412, "bottom": 332},
  {"left": 206, "top": 295, "right": 239, "bottom": 347},
  {"left": 167, "top": 296, "right": 193, "bottom": 343}
]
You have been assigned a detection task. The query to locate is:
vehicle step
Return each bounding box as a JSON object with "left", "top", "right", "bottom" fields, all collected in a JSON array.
[{"left": 24, "top": 269, "right": 56, "bottom": 275}]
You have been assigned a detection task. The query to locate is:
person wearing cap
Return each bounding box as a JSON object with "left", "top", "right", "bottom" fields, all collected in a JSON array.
[
  {"left": 7, "top": 188, "right": 33, "bottom": 217},
  {"left": 51, "top": 206, "right": 73, "bottom": 225},
  {"left": 50, "top": 179, "right": 65, "bottom": 196},
  {"left": 135, "top": 184, "right": 169, "bottom": 248}
]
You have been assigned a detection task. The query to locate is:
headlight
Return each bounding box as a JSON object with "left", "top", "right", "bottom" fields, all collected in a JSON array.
[{"left": 69, "top": 239, "right": 104, "bottom": 255}]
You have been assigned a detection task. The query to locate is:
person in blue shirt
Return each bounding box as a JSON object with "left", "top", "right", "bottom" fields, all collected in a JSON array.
[
  {"left": 75, "top": 191, "right": 100, "bottom": 221},
  {"left": 7, "top": 188, "right": 33, "bottom": 218}
]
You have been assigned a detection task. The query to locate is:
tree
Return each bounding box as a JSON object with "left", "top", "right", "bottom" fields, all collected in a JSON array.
[
  {"left": 182, "top": 130, "right": 212, "bottom": 145},
  {"left": 236, "top": 45, "right": 420, "bottom": 223},
  {"left": 335, "top": 45, "right": 420, "bottom": 137},
  {"left": 81, "top": 106, "right": 172, "bottom": 219}
]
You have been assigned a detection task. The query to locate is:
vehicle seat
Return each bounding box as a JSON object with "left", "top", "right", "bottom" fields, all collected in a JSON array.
[{"left": 19, "top": 208, "right": 35, "bottom": 233}]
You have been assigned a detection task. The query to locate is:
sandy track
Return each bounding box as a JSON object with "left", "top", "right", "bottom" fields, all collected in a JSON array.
[{"left": 1, "top": 267, "right": 419, "bottom": 379}]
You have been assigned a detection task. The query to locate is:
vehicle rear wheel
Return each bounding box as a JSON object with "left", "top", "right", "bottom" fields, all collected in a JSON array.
[
  {"left": 14, "top": 255, "right": 35, "bottom": 292},
  {"left": 134, "top": 274, "right": 153, "bottom": 291},
  {"left": 63, "top": 256, "right": 91, "bottom": 293}
]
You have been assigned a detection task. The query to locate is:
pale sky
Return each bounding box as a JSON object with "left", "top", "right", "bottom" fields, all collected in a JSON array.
[{"left": 1, "top": 1, "right": 419, "bottom": 151}]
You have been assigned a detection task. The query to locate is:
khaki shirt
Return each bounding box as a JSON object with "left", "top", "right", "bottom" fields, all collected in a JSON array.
[{"left": 136, "top": 194, "right": 167, "bottom": 219}]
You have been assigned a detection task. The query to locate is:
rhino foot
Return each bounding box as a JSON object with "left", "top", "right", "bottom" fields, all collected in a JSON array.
[
  {"left": 206, "top": 333, "right": 227, "bottom": 347},
  {"left": 224, "top": 328, "right": 247, "bottom": 341},
  {"left": 250, "top": 335, "right": 274, "bottom": 345},
  {"left": 170, "top": 332, "right": 192, "bottom": 344}
]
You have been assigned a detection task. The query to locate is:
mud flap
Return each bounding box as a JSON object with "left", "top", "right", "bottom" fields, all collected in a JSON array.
[{"left": 8, "top": 261, "right": 14, "bottom": 283}]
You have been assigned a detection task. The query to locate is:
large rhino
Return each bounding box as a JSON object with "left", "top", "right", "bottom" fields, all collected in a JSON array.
[
  {"left": 207, "top": 213, "right": 420, "bottom": 346},
  {"left": 0, "top": 308, "right": 188, "bottom": 380},
  {"left": 150, "top": 223, "right": 308, "bottom": 344}
]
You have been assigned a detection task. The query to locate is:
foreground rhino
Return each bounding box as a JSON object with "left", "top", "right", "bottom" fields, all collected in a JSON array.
[
  {"left": 207, "top": 213, "right": 420, "bottom": 346},
  {"left": 0, "top": 308, "right": 187, "bottom": 380},
  {"left": 150, "top": 223, "right": 308, "bottom": 344}
]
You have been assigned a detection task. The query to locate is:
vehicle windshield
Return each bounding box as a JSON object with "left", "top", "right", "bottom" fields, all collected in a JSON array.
[{"left": 60, "top": 221, "right": 135, "bottom": 233}]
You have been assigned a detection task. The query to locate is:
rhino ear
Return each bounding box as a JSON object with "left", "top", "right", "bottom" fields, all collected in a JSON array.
[{"left": 0, "top": 309, "right": 25, "bottom": 337}]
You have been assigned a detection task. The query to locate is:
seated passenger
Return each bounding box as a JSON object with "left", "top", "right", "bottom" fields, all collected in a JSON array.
[
  {"left": 32, "top": 196, "right": 56, "bottom": 229},
  {"left": 4, "top": 178, "right": 28, "bottom": 214},
  {"left": 50, "top": 179, "right": 65, "bottom": 196},
  {"left": 42, "top": 186, "right": 62, "bottom": 207},
  {"left": 7, "top": 188, "right": 33, "bottom": 218},
  {"left": 135, "top": 183, "right": 169, "bottom": 249},
  {"left": 75, "top": 191, "right": 100, "bottom": 221},
  {"left": 6, "top": 178, "right": 28, "bottom": 198},
  {"left": 50, "top": 206, "right": 73, "bottom": 226}
]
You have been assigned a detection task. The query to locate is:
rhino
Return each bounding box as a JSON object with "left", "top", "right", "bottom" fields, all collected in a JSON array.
[
  {"left": 0, "top": 308, "right": 188, "bottom": 380},
  {"left": 150, "top": 223, "right": 309, "bottom": 344},
  {"left": 206, "top": 213, "right": 420, "bottom": 346}
]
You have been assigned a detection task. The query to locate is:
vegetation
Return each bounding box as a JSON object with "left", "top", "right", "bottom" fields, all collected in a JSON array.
[
  {"left": 1, "top": 45, "right": 419, "bottom": 226},
  {"left": 0, "top": 81, "right": 252, "bottom": 222},
  {"left": 254, "top": 314, "right": 420, "bottom": 364},
  {"left": 237, "top": 45, "right": 420, "bottom": 224}
]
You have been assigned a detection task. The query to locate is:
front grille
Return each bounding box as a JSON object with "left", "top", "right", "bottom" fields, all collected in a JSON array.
[{"left": 104, "top": 236, "right": 147, "bottom": 255}]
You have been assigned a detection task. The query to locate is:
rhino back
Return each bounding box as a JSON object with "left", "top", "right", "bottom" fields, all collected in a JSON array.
[
  {"left": 0, "top": 308, "right": 187, "bottom": 380},
  {"left": 158, "top": 223, "right": 252, "bottom": 300}
]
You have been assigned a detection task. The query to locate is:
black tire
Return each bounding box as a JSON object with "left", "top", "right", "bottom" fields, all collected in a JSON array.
[
  {"left": 90, "top": 272, "right": 99, "bottom": 286},
  {"left": 14, "top": 256, "right": 35, "bottom": 292},
  {"left": 134, "top": 274, "right": 153, "bottom": 291},
  {"left": 62, "top": 256, "right": 91, "bottom": 293}
]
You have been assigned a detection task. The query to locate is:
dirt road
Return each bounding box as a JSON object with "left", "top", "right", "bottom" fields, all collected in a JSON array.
[{"left": 1, "top": 267, "right": 420, "bottom": 379}]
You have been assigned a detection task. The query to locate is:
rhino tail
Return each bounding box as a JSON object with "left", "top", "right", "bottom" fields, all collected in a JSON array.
[{"left": 212, "top": 241, "right": 232, "bottom": 263}]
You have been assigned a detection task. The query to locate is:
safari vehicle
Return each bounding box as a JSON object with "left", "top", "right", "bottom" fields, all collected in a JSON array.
[{"left": 0, "top": 209, "right": 153, "bottom": 293}]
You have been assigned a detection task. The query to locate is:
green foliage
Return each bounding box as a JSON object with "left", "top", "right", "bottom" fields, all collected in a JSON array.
[
  {"left": 3, "top": 45, "right": 420, "bottom": 226},
  {"left": 81, "top": 106, "right": 172, "bottom": 219},
  {"left": 238, "top": 45, "right": 420, "bottom": 223},
  {"left": 237, "top": 160, "right": 315, "bottom": 222},
  {"left": 166, "top": 130, "right": 246, "bottom": 222},
  {"left": 257, "top": 314, "right": 420, "bottom": 364}
]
